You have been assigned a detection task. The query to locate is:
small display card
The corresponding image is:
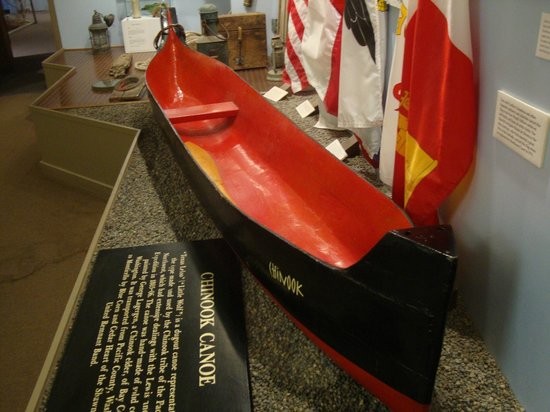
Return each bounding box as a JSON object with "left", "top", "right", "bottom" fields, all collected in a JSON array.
[
  {"left": 325, "top": 139, "right": 348, "bottom": 160},
  {"left": 296, "top": 99, "right": 317, "bottom": 118},
  {"left": 536, "top": 12, "right": 550, "bottom": 61},
  {"left": 264, "top": 86, "right": 289, "bottom": 102},
  {"left": 493, "top": 90, "right": 550, "bottom": 168}
]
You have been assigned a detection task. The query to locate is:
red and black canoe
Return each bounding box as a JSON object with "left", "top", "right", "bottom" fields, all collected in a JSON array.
[{"left": 146, "top": 24, "right": 456, "bottom": 412}]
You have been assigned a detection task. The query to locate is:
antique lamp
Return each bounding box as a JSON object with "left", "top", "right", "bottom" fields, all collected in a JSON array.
[
  {"left": 267, "top": 19, "right": 284, "bottom": 81},
  {"left": 88, "top": 10, "right": 114, "bottom": 53},
  {"left": 195, "top": 4, "right": 228, "bottom": 64}
]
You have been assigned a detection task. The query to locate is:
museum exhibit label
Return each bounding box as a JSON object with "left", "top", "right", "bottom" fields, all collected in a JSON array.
[{"left": 46, "top": 240, "right": 251, "bottom": 411}]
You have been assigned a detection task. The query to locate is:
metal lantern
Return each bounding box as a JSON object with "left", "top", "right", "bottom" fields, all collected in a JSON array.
[
  {"left": 267, "top": 19, "right": 284, "bottom": 81},
  {"left": 195, "top": 4, "right": 228, "bottom": 64},
  {"left": 267, "top": 34, "right": 284, "bottom": 81},
  {"left": 89, "top": 10, "right": 111, "bottom": 53}
]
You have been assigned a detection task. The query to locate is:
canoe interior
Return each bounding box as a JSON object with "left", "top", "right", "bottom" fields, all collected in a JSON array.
[
  {"left": 146, "top": 28, "right": 458, "bottom": 412},
  {"left": 146, "top": 31, "right": 412, "bottom": 269}
]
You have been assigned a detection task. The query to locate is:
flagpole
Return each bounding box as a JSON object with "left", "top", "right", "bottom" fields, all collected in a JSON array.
[{"left": 278, "top": 0, "right": 289, "bottom": 41}]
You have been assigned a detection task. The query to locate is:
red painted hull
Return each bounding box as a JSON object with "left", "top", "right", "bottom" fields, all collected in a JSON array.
[{"left": 146, "top": 28, "right": 457, "bottom": 411}]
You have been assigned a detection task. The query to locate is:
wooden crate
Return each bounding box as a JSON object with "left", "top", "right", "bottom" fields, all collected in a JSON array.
[{"left": 218, "top": 13, "right": 267, "bottom": 70}]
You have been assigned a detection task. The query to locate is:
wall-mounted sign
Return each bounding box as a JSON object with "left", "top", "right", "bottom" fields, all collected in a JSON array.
[
  {"left": 493, "top": 90, "right": 550, "bottom": 168},
  {"left": 536, "top": 12, "right": 550, "bottom": 61}
]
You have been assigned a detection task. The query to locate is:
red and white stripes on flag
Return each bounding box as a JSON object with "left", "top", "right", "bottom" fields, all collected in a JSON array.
[
  {"left": 389, "top": 0, "right": 476, "bottom": 225},
  {"left": 283, "top": 0, "right": 310, "bottom": 93}
]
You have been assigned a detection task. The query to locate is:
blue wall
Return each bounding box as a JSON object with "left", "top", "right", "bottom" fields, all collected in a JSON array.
[
  {"left": 53, "top": 0, "right": 123, "bottom": 49},
  {"left": 52, "top": 0, "right": 232, "bottom": 48},
  {"left": 52, "top": 0, "right": 550, "bottom": 409},
  {"left": 170, "top": 0, "right": 230, "bottom": 33},
  {"left": 443, "top": 1, "right": 550, "bottom": 410},
  {"left": 53, "top": 0, "right": 275, "bottom": 49}
]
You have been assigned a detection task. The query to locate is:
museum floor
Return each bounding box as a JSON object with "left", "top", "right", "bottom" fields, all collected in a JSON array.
[
  {"left": 0, "top": 87, "right": 105, "bottom": 410},
  {"left": 0, "top": 20, "right": 106, "bottom": 410}
]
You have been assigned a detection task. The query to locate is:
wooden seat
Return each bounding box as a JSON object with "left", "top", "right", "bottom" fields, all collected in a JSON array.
[{"left": 166, "top": 102, "right": 239, "bottom": 124}]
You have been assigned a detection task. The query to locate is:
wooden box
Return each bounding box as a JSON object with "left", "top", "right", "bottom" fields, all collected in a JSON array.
[{"left": 218, "top": 13, "right": 267, "bottom": 70}]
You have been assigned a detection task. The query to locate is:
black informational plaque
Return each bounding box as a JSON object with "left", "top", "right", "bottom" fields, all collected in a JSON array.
[{"left": 46, "top": 240, "right": 251, "bottom": 411}]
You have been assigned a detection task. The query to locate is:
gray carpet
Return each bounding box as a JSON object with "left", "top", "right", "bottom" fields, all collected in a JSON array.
[{"left": 57, "top": 96, "right": 523, "bottom": 411}]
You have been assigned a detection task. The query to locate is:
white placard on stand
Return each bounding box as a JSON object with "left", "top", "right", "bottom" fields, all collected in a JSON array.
[{"left": 121, "top": 16, "right": 161, "bottom": 53}]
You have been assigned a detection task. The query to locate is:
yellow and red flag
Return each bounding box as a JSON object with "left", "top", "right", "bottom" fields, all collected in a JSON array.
[{"left": 391, "top": 0, "right": 476, "bottom": 226}]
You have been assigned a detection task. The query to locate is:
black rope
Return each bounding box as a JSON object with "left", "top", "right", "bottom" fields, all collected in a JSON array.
[
  {"left": 202, "top": 20, "right": 230, "bottom": 41},
  {"left": 154, "top": 24, "right": 187, "bottom": 50}
]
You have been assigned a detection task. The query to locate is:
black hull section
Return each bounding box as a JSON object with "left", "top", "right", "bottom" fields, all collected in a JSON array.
[{"left": 150, "top": 97, "right": 457, "bottom": 410}]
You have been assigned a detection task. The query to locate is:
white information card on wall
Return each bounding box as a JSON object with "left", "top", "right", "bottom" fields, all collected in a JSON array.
[
  {"left": 493, "top": 90, "right": 550, "bottom": 168},
  {"left": 536, "top": 12, "right": 550, "bottom": 60}
]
